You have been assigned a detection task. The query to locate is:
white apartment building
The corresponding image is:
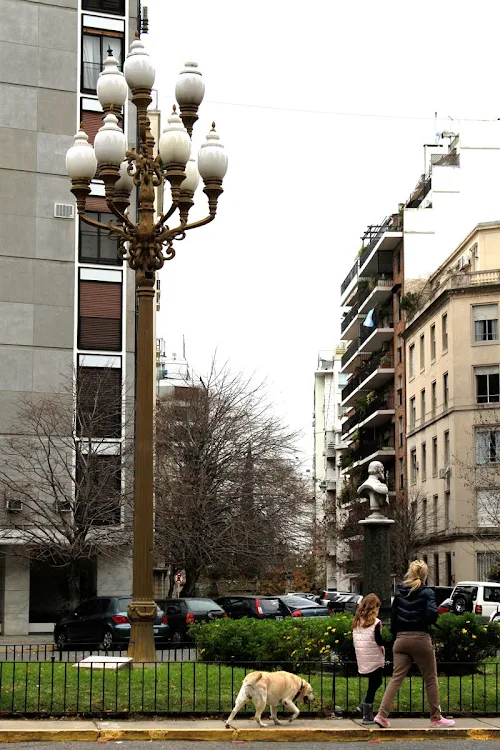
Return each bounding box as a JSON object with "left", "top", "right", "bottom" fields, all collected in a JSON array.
[{"left": 313, "top": 349, "right": 349, "bottom": 590}]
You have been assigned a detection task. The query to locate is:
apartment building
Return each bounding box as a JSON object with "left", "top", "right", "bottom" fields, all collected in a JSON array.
[
  {"left": 404, "top": 222, "right": 500, "bottom": 585},
  {"left": 0, "top": 0, "right": 140, "bottom": 634},
  {"left": 313, "top": 349, "right": 349, "bottom": 590}
]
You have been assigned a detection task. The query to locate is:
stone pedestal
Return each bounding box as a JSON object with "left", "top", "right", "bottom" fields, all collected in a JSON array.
[{"left": 359, "top": 516, "right": 394, "bottom": 622}]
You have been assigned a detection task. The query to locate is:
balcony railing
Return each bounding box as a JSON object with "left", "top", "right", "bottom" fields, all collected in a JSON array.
[
  {"left": 341, "top": 350, "right": 393, "bottom": 402},
  {"left": 359, "top": 314, "right": 394, "bottom": 345},
  {"left": 340, "top": 299, "right": 360, "bottom": 334},
  {"left": 355, "top": 436, "right": 395, "bottom": 462},
  {"left": 342, "top": 390, "right": 394, "bottom": 436},
  {"left": 358, "top": 215, "right": 402, "bottom": 269},
  {"left": 341, "top": 260, "right": 358, "bottom": 295}
]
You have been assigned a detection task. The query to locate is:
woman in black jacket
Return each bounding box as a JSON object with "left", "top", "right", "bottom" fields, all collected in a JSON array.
[{"left": 374, "top": 560, "right": 455, "bottom": 728}]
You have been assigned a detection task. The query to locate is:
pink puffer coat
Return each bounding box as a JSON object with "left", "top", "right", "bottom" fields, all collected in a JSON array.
[{"left": 353, "top": 618, "right": 384, "bottom": 674}]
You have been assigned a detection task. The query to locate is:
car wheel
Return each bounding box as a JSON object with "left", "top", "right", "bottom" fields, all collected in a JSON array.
[
  {"left": 102, "top": 629, "right": 114, "bottom": 650},
  {"left": 171, "top": 630, "right": 183, "bottom": 644},
  {"left": 452, "top": 594, "right": 469, "bottom": 615},
  {"left": 55, "top": 630, "right": 67, "bottom": 650}
]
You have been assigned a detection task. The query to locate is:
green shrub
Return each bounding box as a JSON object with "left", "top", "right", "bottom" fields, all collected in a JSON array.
[{"left": 431, "top": 612, "right": 500, "bottom": 668}]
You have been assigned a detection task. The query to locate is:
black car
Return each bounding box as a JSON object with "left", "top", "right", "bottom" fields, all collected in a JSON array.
[
  {"left": 328, "top": 594, "right": 361, "bottom": 613},
  {"left": 280, "top": 595, "right": 330, "bottom": 618},
  {"left": 428, "top": 586, "right": 454, "bottom": 608},
  {"left": 158, "top": 598, "right": 226, "bottom": 642},
  {"left": 216, "top": 595, "right": 290, "bottom": 620},
  {"left": 54, "top": 596, "right": 170, "bottom": 649}
]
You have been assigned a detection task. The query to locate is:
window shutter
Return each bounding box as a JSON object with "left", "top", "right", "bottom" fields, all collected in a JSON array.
[
  {"left": 77, "top": 366, "right": 122, "bottom": 437},
  {"left": 82, "top": 0, "right": 125, "bottom": 14},
  {"left": 79, "top": 281, "right": 122, "bottom": 351},
  {"left": 473, "top": 304, "right": 498, "bottom": 321},
  {"left": 81, "top": 110, "right": 103, "bottom": 146}
]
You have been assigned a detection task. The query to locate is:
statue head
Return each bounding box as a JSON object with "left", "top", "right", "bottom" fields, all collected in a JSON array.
[{"left": 367, "top": 460, "right": 385, "bottom": 481}]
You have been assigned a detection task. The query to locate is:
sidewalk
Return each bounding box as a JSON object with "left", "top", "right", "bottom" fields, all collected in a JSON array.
[
  {"left": 0, "top": 635, "right": 53, "bottom": 646},
  {"left": 0, "top": 717, "right": 498, "bottom": 742}
]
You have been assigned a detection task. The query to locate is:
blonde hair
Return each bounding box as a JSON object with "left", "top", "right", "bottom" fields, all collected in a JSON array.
[
  {"left": 403, "top": 559, "right": 428, "bottom": 593},
  {"left": 352, "top": 593, "right": 380, "bottom": 629}
]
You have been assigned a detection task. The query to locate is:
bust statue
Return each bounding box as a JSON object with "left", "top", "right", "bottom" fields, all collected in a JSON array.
[{"left": 357, "top": 460, "right": 389, "bottom": 515}]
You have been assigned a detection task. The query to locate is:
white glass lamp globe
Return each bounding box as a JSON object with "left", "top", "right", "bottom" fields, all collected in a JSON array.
[
  {"left": 97, "top": 54, "right": 128, "bottom": 109},
  {"left": 198, "top": 124, "right": 228, "bottom": 181},
  {"left": 123, "top": 38, "right": 155, "bottom": 90},
  {"left": 181, "top": 157, "right": 200, "bottom": 193},
  {"left": 94, "top": 114, "right": 127, "bottom": 165},
  {"left": 114, "top": 160, "right": 135, "bottom": 192},
  {"left": 66, "top": 128, "right": 98, "bottom": 180},
  {"left": 175, "top": 62, "right": 205, "bottom": 107},
  {"left": 159, "top": 108, "right": 191, "bottom": 166}
]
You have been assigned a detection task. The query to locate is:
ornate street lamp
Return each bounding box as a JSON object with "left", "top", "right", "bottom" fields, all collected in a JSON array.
[{"left": 66, "top": 37, "right": 227, "bottom": 663}]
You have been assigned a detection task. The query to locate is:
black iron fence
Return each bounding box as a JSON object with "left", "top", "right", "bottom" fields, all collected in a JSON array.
[
  {"left": 0, "top": 657, "right": 496, "bottom": 716},
  {"left": 0, "top": 643, "right": 196, "bottom": 663}
]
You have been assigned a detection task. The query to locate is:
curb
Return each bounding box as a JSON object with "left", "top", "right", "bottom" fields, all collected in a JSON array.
[{"left": 0, "top": 726, "right": 497, "bottom": 742}]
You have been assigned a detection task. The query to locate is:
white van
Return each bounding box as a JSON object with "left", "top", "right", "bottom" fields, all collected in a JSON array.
[{"left": 450, "top": 581, "right": 500, "bottom": 621}]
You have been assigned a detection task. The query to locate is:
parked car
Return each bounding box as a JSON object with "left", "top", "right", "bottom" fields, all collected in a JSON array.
[
  {"left": 437, "top": 597, "right": 453, "bottom": 615},
  {"left": 489, "top": 604, "right": 500, "bottom": 623},
  {"left": 280, "top": 595, "right": 330, "bottom": 618},
  {"left": 428, "top": 586, "right": 454, "bottom": 608},
  {"left": 319, "top": 590, "right": 351, "bottom": 607},
  {"left": 328, "top": 594, "right": 360, "bottom": 614},
  {"left": 288, "top": 592, "right": 320, "bottom": 602},
  {"left": 343, "top": 594, "right": 363, "bottom": 613},
  {"left": 215, "top": 595, "right": 290, "bottom": 621},
  {"left": 158, "top": 598, "right": 226, "bottom": 642},
  {"left": 450, "top": 581, "right": 500, "bottom": 621},
  {"left": 54, "top": 596, "right": 169, "bottom": 649}
]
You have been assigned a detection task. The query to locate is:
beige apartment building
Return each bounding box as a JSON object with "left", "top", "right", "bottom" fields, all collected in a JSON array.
[{"left": 404, "top": 222, "right": 500, "bottom": 585}]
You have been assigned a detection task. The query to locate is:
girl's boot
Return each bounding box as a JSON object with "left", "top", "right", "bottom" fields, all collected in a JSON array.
[{"left": 362, "top": 703, "right": 375, "bottom": 724}]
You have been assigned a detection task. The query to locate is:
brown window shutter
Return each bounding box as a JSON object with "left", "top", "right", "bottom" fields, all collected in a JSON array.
[
  {"left": 81, "top": 110, "right": 103, "bottom": 146},
  {"left": 79, "top": 280, "right": 122, "bottom": 350},
  {"left": 77, "top": 366, "right": 122, "bottom": 437},
  {"left": 86, "top": 196, "right": 108, "bottom": 212}
]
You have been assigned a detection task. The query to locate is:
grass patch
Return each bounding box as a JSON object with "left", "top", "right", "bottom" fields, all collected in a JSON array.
[{"left": 0, "top": 662, "right": 499, "bottom": 715}]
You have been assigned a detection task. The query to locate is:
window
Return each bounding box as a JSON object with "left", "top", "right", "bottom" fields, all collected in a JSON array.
[
  {"left": 444, "top": 431, "right": 450, "bottom": 466},
  {"left": 423, "top": 554, "right": 428, "bottom": 565},
  {"left": 478, "top": 551, "right": 500, "bottom": 580},
  {"left": 434, "top": 553, "right": 440, "bottom": 586},
  {"left": 409, "top": 344, "right": 415, "bottom": 378},
  {"left": 75, "top": 452, "right": 122, "bottom": 526},
  {"left": 399, "top": 457, "right": 404, "bottom": 489},
  {"left": 475, "top": 366, "right": 500, "bottom": 403},
  {"left": 477, "top": 490, "right": 500, "bottom": 527},
  {"left": 398, "top": 416, "right": 403, "bottom": 447},
  {"left": 410, "top": 448, "right": 417, "bottom": 484},
  {"left": 82, "top": 31, "right": 124, "bottom": 94},
  {"left": 442, "top": 313, "right": 448, "bottom": 351},
  {"left": 78, "top": 276, "right": 122, "bottom": 351},
  {"left": 80, "top": 213, "right": 121, "bottom": 265},
  {"left": 397, "top": 335, "right": 402, "bottom": 364},
  {"left": 397, "top": 375, "right": 403, "bottom": 407},
  {"left": 421, "top": 443, "right": 427, "bottom": 480},
  {"left": 397, "top": 293, "right": 402, "bottom": 322},
  {"left": 475, "top": 429, "right": 500, "bottom": 464},
  {"left": 409, "top": 397, "right": 416, "bottom": 429},
  {"left": 444, "top": 491, "right": 450, "bottom": 529},
  {"left": 433, "top": 495, "right": 438, "bottom": 530},
  {"left": 77, "top": 365, "right": 122, "bottom": 437},
  {"left": 432, "top": 436, "right": 438, "bottom": 476},
  {"left": 82, "top": 0, "right": 125, "bottom": 13},
  {"left": 430, "top": 324, "right": 436, "bottom": 361},
  {"left": 431, "top": 381, "right": 437, "bottom": 417},
  {"left": 446, "top": 552, "right": 452, "bottom": 587},
  {"left": 421, "top": 389, "right": 426, "bottom": 424},
  {"left": 473, "top": 304, "right": 498, "bottom": 342},
  {"left": 420, "top": 334, "right": 425, "bottom": 371},
  {"left": 443, "top": 372, "right": 449, "bottom": 410},
  {"left": 422, "top": 497, "right": 427, "bottom": 534}
]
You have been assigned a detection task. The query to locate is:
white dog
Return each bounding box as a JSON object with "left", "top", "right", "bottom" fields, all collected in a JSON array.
[{"left": 225, "top": 670, "right": 315, "bottom": 728}]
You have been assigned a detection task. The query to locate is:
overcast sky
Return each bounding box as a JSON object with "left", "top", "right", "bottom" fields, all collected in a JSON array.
[{"left": 146, "top": 0, "right": 500, "bottom": 462}]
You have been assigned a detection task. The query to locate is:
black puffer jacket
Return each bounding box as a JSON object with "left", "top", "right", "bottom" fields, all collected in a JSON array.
[{"left": 391, "top": 584, "right": 438, "bottom": 636}]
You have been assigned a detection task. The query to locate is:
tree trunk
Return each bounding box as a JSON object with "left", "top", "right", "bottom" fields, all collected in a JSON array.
[
  {"left": 180, "top": 564, "right": 199, "bottom": 597},
  {"left": 67, "top": 561, "right": 81, "bottom": 611}
]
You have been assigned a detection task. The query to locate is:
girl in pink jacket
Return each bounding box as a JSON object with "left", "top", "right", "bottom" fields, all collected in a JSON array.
[{"left": 352, "top": 593, "right": 385, "bottom": 724}]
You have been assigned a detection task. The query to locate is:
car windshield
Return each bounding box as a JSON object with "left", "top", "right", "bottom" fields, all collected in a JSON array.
[{"left": 186, "top": 599, "right": 222, "bottom": 613}]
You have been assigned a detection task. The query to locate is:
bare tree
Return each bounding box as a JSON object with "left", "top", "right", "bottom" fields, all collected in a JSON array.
[
  {"left": 389, "top": 487, "right": 434, "bottom": 580},
  {"left": 0, "top": 368, "right": 132, "bottom": 609},
  {"left": 154, "top": 361, "right": 311, "bottom": 595}
]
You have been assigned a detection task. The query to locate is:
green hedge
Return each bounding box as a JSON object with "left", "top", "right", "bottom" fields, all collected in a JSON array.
[{"left": 190, "top": 613, "right": 500, "bottom": 672}]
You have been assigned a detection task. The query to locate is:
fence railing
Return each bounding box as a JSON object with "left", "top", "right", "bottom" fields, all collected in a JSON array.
[
  {"left": 0, "top": 657, "right": 496, "bottom": 716},
  {"left": 0, "top": 643, "right": 197, "bottom": 663}
]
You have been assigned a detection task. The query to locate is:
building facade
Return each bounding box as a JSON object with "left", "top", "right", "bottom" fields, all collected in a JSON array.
[
  {"left": 313, "top": 349, "right": 349, "bottom": 590},
  {"left": 0, "top": 0, "right": 140, "bottom": 634},
  {"left": 404, "top": 222, "right": 500, "bottom": 585}
]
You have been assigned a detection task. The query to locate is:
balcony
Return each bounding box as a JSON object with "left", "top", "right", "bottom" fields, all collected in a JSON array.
[
  {"left": 340, "top": 260, "right": 359, "bottom": 306},
  {"left": 351, "top": 436, "right": 395, "bottom": 470},
  {"left": 340, "top": 299, "right": 363, "bottom": 340},
  {"left": 358, "top": 216, "right": 402, "bottom": 276},
  {"left": 341, "top": 316, "right": 394, "bottom": 373},
  {"left": 341, "top": 351, "right": 394, "bottom": 407},
  {"left": 358, "top": 278, "right": 393, "bottom": 315},
  {"left": 341, "top": 391, "right": 395, "bottom": 440}
]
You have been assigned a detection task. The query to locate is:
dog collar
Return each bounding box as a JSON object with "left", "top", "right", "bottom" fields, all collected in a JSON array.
[{"left": 293, "top": 680, "right": 304, "bottom": 702}]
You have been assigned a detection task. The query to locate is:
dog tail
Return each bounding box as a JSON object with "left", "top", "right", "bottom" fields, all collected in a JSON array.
[{"left": 245, "top": 671, "right": 263, "bottom": 686}]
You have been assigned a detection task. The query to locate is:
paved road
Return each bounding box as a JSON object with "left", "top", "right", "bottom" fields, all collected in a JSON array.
[{"left": 0, "top": 743, "right": 498, "bottom": 750}]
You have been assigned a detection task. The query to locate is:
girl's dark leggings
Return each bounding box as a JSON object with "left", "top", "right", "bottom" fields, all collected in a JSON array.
[{"left": 364, "top": 667, "right": 383, "bottom": 704}]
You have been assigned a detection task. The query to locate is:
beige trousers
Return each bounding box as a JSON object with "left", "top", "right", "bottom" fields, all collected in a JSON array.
[{"left": 377, "top": 632, "right": 441, "bottom": 721}]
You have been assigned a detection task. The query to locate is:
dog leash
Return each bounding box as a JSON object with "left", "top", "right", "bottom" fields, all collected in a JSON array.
[{"left": 293, "top": 680, "right": 304, "bottom": 702}]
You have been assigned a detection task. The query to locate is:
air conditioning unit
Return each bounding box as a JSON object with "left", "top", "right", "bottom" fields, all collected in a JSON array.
[
  {"left": 319, "top": 481, "right": 327, "bottom": 489},
  {"left": 53, "top": 203, "right": 74, "bottom": 220},
  {"left": 6, "top": 499, "right": 22, "bottom": 512},
  {"left": 457, "top": 255, "right": 470, "bottom": 270}
]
